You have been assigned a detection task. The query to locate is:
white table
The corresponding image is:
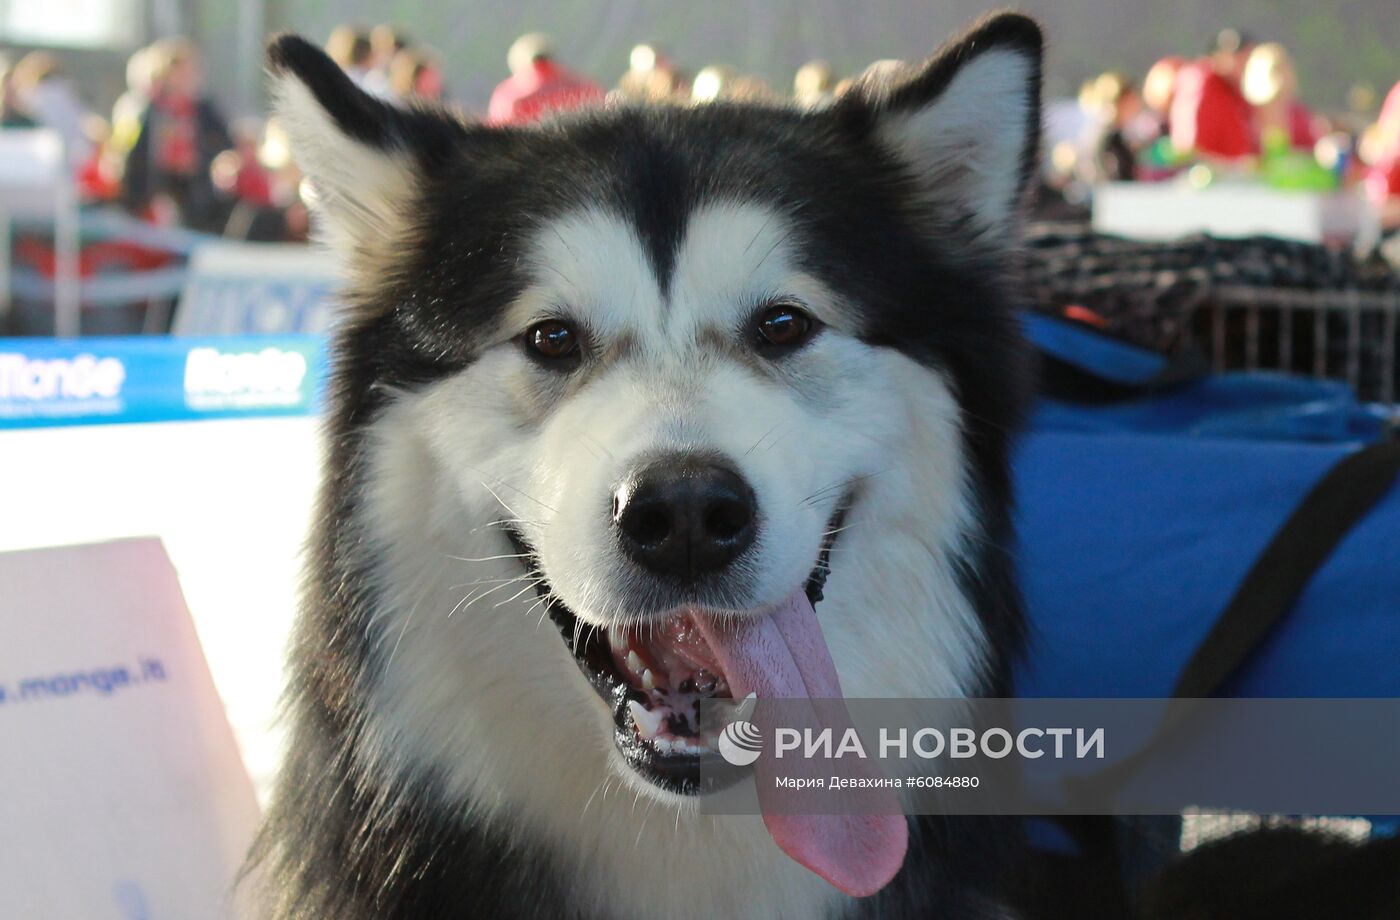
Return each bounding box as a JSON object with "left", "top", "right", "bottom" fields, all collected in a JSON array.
[{"left": 1092, "top": 180, "right": 1379, "bottom": 248}]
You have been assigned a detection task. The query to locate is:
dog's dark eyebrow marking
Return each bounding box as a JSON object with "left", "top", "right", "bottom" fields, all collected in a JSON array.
[{"left": 607, "top": 127, "right": 692, "bottom": 301}]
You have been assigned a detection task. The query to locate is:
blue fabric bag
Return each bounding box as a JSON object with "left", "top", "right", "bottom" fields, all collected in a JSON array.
[{"left": 1012, "top": 315, "right": 1400, "bottom": 700}]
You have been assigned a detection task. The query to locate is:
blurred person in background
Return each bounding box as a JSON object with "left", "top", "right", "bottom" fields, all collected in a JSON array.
[
  {"left": 213, "top": 120, "right": 282, "bottom": 241},
  {"left": 1170, "top": 28, "right": 1259, "bottom": 161},
  {"left": 211, "top": 119, "right": 273, "bottom": 209},
  {"left": 691, "top": 67, "right": 773, "bottom": 103},
  {"left": 794, "top": 60, "right": 835, "bottom": 109},
  {"left": 120, "top": 39, "right": 232, "bottom": 231},
  {"left": 211, "top": 118, "right": 309, "bottom": 243},
  {"left": 1361, "top": 80, "right": 1400, "bottom": 230},
  {"left": 488, "top": 33, "right": 602, "bottom": 125},
  {"left": 614, "top": 44, "right": 685, "bottom": 103},
  {"left": 689, "top": 64, "right": 732, "bottom": 103},
  {"left": 389, "top": 47, "right": 445, "bottom": 103},
  {"left": 1138, "top": 56, "right": 1190, "bottom": 177},
  {"left": 111, "top": 44, "right": 158, "bottom": 155},
  {"left": 0, "top": 55, "right": 36, "bottom": 127},
  {"left": 1242, "top": 42, "right": 1326, "bottom": 152},
  {"left": 326, "top": 24, "right": 385, "bottom": 97},
  {"left": 9, "top": 52, "right": 95, "bottom": 168},
  {"left": 368, "top": 25, "right": 410, "bottom": 99},
  {"left": 76, "top": 115, "right": 121, "bottom": 201},
  {"left": 1080, "top": 72, "right": 1144, "bottom": 181},
  {"left": 1142, "top": 55, "right": 1184, "bottom": 134}
]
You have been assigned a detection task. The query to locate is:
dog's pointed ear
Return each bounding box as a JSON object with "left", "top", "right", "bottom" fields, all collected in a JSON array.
[
  {"left": 267, "top": 33, "right": 466, "bottom": 256},
  {"left": 838, "top": 13, "right": 1042, "bottom": 242}
]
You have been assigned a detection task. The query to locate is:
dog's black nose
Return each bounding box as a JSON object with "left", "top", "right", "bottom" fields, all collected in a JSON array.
[{"left": 613, "top": 455, "right": 757, "bottom": 580}]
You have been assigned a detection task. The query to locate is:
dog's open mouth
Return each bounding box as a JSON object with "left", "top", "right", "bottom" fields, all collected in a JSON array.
[
  {"left": 501, "top": 495, "right": 908, "bottom": 898},
  {"left": 502, "top": 505, "right": 845, "bottom": 795}
]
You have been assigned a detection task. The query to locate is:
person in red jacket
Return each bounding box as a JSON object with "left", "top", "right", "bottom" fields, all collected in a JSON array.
[
  {"left": 1242, "top": 42, "right": 1326, "bottom": 152},
  {"left": 488, "top": 33, "right": 603, "bottom": 126},
  {"left": 1169, "top": 29, "right": 1259, "bottom": 161}
]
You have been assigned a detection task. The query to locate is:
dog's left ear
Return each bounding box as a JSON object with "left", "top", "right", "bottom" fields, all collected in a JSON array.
[
  {"left": 267, "top": 33, "right": 467, "bottom": 259},
  {"left": 838, "top": 13, "right": 1042, "bottom": 241}
]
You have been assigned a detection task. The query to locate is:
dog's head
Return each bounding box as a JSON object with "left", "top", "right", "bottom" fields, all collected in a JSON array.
[{"left": 273, "top": 12, "right": 1038, "bottom": 881}]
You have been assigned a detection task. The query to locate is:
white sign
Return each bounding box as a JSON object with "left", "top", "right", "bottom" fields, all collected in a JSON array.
[{"left": 0, "top": 539, "right": 261, "bottom": 919}]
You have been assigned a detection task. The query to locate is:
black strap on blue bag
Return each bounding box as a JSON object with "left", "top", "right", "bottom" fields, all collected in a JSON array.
[
  {"left": 1030, "top": 436, "right": 1400, "bottom": 920},
  {"left": 1081, "top": 435, "right": 1400, "bottom": 792},
  {"left": 1174, "top": 435, "right": 1400, "bottom": 697}
]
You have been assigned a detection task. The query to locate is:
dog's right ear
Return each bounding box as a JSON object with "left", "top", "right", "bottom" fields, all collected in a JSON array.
[
  {"left": 267, "top": 34, "right": 465, "bottom": 257},
  {"left": 836, "top": 13, "right": 1042, "bottom": 249}
]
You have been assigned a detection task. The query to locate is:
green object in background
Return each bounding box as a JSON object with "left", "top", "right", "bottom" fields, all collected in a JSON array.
[
  {"left": 1259, "top": 127, "right": 1337, "bottom": 191},
  {"left": 1143, "top": 136, "right": 1190, "bottom": 169}
]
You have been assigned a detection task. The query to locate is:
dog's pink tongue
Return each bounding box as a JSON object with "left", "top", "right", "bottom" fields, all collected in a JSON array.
[{"left": 693, "top": 589, "right": 908, "bottom": 898}]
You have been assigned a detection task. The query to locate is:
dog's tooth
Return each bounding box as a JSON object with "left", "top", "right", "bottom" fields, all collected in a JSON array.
[
  {"left": 628, "top": 700, "right": 664, "bottom": 740},
  {"left": 642, "top": 668, "right": 655, "bottom": 691},
  {"left": 626, "top": 650, "right": 644, "bottom": 677}
]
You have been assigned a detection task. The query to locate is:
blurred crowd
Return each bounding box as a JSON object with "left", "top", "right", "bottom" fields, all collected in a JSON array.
[
  {"left": 1045, "top": 29, "right": 1400, "bottom": 228},
  {"left": 1, "top": 23, "right": 1397, "bottom": 243},
  {"left": 1, "top": 39, "right": 307, "bottom": 241}
]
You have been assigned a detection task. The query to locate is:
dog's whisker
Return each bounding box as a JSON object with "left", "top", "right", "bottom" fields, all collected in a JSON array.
[
  {"left": 494, "top": 581, "right": 543, "bottom": 609},
  {"left": 580, "top": 777, "right": 608, "bottom": 821},
  {"left": 475, "top": 479, "right": 522, "bottom": 521},
  {"left": 448, "top": 577, "right": 532, "bottom": 619},
  {"left": 384, "top": 563, "right": 441, "bottom": 668},
  {"left": 467, "top": 518, "right": 543, "bottom": 536},
  {"left": 466, "top": 468, "right": 558, "bottom": 514},
  {"left": 800, "top": 469, "right": 888, "bottom": 507},
  {"left": 743, "top": 422, "right": 783, "bottom": 457},
  {"left": 447, "top": 575, "right": 530, "bottom": 590},
  {"left": 751, "top": 229, "right": 789, "bottom": 274},
  {"left": 742, "top": 210, "right": 779, "bottom": 254},
  {"left": 442, "top": 551, "right": 531, "bottom": 564},
  {"left": 574, "top": 436, "right": 601, "bottom": 460},
  {"left": 633, "top": 797, "right": 659, "bottom": 850},
  {"left": 577, "top": 430, "right": 616, "bottom": 461}
]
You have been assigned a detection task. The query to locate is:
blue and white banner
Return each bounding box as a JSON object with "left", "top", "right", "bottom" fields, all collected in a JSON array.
[{"left": 0, "top": 335, "right": 328, "bottom": 429}]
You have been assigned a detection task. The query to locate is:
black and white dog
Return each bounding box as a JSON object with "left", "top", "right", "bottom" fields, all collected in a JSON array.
[{"left": 253, "top": 12, "right": 1040, "bottom": 919}]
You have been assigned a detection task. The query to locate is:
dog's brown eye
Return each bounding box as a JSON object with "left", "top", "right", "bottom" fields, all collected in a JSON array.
[
  {"left": 525, "top": 320, "right": 579, "bottom": 361},
  {"left": 756, "top": 303, "right": 816, "bottom": 350}
]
